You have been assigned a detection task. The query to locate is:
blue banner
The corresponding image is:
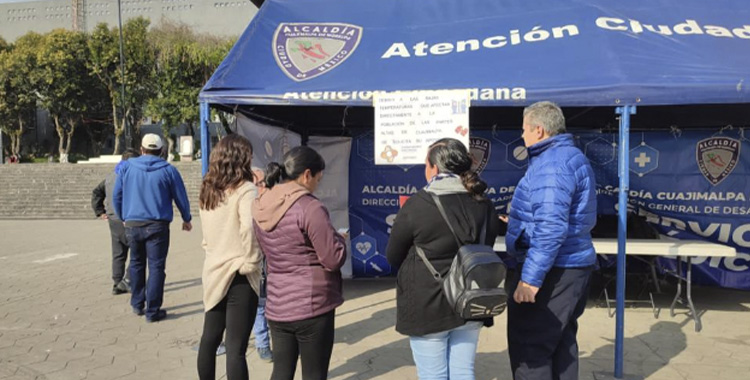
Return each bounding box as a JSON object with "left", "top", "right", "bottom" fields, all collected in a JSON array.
[
  {"left": 348, "top": 128, "right": 750, "bottom": 290},
  {"left": 202, "top": 0, "right": 750, "bottom": 107}
]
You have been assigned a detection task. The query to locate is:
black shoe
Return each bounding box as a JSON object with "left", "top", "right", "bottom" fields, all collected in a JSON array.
[
  {"left": 132, "top": 307, "right": 145, "bottom": 316},
  {"left": 113, "top": 281, "right": 130, "bottom": 294},
  {"left": 119, "top": 279, "right": 131, "bottom": 293},
  {"left": 113, "top": 284, "right": 128, "bottom": 295},
  {"left": 146, "top": 310, "right": 167, "bottom": 323}
]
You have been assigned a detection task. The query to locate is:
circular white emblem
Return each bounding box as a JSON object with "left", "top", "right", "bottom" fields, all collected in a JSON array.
[{"left": 513, "top": 146, "right": 528, "bottom": 161}]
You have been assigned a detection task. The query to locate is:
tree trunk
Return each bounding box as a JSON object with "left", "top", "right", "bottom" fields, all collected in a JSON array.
[
  {"left": 186, "top": 121, "right": 194, "bottom": 138},
  {"left": 111, "top": 100, "right": 122, "bottom": 155},
  {"left": 13, "top": 116, "right": 25, "bottom": 156},
  {"left": 65, "top": 120, "right": 76, "bottom": 155},
  {"left": 13, "top": 133, "right": 20, "bottom": 156},
  {"left": 53, "top": 115, "right": 69, "bottom": 163},
  {"left": 166, "top": 136, "right": 175, "bottom": 162},
  {"left": 9, "top": 134, "right": 19, "bottom": 157}
]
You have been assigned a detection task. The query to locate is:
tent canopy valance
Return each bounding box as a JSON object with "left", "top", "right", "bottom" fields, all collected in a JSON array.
[{"left": 200, "top": 0, "right": 750, "bottom": 109}]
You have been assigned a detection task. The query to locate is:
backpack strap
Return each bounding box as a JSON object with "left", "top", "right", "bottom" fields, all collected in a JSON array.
[
  {"left": 414, "top": 246, "right": 442, "bottom": 280},
  {"left": 479, "top": 202, "right": 490, "bottom": 244},
  {"left": 431, "top": 193, "right": 491, "bottom": 246},
  {"left": 430, "top": 193, "right": 463, "bottom": 248},
  {"left": 416, "top": 193, "right": 492, "bottom": 281}
]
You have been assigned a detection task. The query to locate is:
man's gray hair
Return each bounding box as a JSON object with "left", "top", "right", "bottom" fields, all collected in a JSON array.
[
  {"left": 251, "top": 166, "right": 265, "bottom": 175},
  {"left": 523, "top": 101, "right": 566, "bottom": 136}
]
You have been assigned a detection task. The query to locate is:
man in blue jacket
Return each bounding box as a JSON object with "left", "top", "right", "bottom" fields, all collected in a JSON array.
[
  {"left": 505, "top": 101, "right": 597, "bottom": 380},
  {"left": 113, "top": 134, "right": 192, "bottom": 323}
]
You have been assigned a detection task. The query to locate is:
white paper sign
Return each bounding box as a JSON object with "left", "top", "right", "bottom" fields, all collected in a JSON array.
[{"left": 374, "top": 89, "right": 470, "bottom": 165}]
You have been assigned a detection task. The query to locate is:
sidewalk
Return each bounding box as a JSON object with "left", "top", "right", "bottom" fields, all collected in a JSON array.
[{"left": 1, "top": 220, "right": 749, "bottom": 380}]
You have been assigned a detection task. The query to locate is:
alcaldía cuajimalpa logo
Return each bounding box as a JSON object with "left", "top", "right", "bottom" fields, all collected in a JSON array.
[
  {"left": 696, "top": 136, "right": 741, "bottom": 186},
  {"left": 273, "top": 23, "right": 363, "bottom": 82}
]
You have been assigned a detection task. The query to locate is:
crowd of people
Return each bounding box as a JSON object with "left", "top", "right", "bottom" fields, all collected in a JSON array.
[{"left": 91, "top": 101, "right": 597, "bottom": 380}]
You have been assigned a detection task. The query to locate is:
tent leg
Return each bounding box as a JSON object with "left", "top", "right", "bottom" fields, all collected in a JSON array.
[
  {"left": 200, "top": 102, "right": 211, "bottom": 177},
  {"left": 614, "top": 105, "right": 636, "bottom": 379}
]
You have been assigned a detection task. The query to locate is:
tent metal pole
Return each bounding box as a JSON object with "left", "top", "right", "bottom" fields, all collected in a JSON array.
[
  {"left": 200, "top": 102, "right": 210, "bottom": 177},
  {"left": 614, "top": 105, "right": 635, "bottom": 378}
]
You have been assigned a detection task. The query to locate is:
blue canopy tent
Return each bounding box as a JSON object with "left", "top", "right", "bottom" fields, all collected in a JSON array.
[{"left": 199, "top": 0, "right": 750, "bottom": 377}]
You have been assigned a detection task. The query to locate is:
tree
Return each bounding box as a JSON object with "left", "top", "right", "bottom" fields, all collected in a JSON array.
[
  {"left": 0, "top": 33, "right": 41, "bottom": 158},
  {"left": 88, "top": 17, "right": 157, "bottom": 154},
  {"left": 34, "top": 29, "right": 98, "bottom": 163},
  {"left": 148, "top": 21, "right": 235, "bottom": 154}
]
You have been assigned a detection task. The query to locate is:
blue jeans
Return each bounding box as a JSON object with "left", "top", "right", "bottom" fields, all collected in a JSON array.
[
  {"left": 253, "top": 296, "right": 270, "bottom": 349},
  {"left": 409, "top": 321, "right": 483, "bottom": 380},
  {"left": 126, "top": 223, "right": 170, "bottom": 319}
]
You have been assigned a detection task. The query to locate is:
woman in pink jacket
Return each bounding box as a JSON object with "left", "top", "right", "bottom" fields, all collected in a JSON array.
[{"left": 252, "top": 146, "right": 347, "bottom": 380}]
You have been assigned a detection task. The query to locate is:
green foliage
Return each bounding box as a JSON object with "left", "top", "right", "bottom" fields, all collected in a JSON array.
[
  {"left": 2, "top": 20, "right": 236, "bottom": 159},
  {"left": 0, "top": 33, "right": 42, "bottom": 157},
  {"left": 147, "top": 20, "right": 234, "bottom": 140},
  {"left": 34, "top": 29, "right": 102, "bottom": 160},
  {"left": 88, "top": 18, "right": 158, "bottom": 154}
]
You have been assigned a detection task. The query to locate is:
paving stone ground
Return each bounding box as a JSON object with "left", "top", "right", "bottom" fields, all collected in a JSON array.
[{"left": 1, "top": 220, "right": 749, "bottom": 380}]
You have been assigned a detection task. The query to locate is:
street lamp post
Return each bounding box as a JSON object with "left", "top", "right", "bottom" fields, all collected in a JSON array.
[{"left": 117, "top": 0, "right": 131, "bottom": 150}]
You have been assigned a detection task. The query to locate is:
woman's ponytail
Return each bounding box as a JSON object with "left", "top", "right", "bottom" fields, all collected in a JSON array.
[
  {"left": 264, "top": 162, "right": 285, "bottom": 188},
  {"left": 460, "top": 170, "right": 488, "bottom": 201}
]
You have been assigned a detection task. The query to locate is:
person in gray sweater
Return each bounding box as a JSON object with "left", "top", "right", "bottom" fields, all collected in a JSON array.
[{"left": 91, "top": 149, "right": 139, "bottom": 295}]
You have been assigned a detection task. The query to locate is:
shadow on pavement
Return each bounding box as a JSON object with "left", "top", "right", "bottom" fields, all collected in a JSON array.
[
  {"left": 164, "top": 277, "right": 202, "bottom": 293},
  {"left": 584, "top": 320, "right": 687, "bottom": 379},
  {"left": 342, "top": 278, "right": 396, "bottom": 303}
]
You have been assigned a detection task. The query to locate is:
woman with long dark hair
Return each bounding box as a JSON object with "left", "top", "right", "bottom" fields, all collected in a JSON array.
[
  {"left": 197, "top": 135, "right": 262, "bottom": 380},
  {"left": 386, "top": 138, "right": 502, "bottom": 380},
  {"left": 252, "top": 146, "right": 347, "bottom": 380}
]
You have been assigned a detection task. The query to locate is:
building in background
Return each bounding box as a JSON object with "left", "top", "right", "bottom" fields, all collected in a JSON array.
[{"left": 1, "top": 0, "right": 258, "bottom": 41}]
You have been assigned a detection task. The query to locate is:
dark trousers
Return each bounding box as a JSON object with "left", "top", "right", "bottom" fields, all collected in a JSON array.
[
  {"left": 198, "top": 274, "right": 259, "bottom": 380},
  {"left": 506, "top": 266, "right": 592, "bottom": 380},
  {"left": 268, "top": 309, "right": 336, "bottom": 380},
  {"left": 108, "top": 219, "right": 130, "bottom": 285},
  {"left": 126, "top": 223, "right": 170, "bottom": 319}
]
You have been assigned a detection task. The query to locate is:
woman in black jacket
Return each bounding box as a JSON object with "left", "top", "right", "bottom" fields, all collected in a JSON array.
[{"left": 386, "top": 138, "right": 502, "bottom": 380}]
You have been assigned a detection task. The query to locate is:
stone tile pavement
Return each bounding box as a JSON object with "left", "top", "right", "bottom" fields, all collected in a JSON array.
[{"left": 1, "top": 220, "right": 749, "bottom": 379}]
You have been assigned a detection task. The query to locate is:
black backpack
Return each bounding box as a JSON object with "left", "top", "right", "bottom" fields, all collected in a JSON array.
[{"left": 415, "top": 194, "right": 508, "bottom": 319}]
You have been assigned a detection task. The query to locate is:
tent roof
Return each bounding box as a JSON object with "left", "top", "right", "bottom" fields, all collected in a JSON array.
[{"left": 200, "top": 0, "right": 750, "bottom": 108}]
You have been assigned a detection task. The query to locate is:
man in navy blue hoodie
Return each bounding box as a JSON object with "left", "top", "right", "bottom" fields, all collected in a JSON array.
[
  {"left": 505, "top": 102, "right": 597, "bottom": 380},
  {"left": 113, "top": 134, "right": 192, "bottom": 322}
]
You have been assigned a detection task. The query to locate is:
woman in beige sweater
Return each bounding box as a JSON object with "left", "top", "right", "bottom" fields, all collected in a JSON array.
[{"left": 197, "top": 135, "right": 262, "bottom": 380}]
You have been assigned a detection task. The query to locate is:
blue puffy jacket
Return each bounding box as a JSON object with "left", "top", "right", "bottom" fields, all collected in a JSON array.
[
  {"left": 505, "top": 134, "right": 597, "bottom": 287},
  {"left": 113, "top": 155, "right": 192, "bottom": 223}
]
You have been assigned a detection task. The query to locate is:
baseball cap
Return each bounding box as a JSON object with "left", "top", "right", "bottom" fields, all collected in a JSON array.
[{"left": 141, "top": 134, "right": 164, "bottom": 150}]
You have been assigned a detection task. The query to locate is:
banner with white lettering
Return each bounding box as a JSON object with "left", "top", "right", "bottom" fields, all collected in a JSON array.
[
  {"left": 580, "top": 129, "right": 750, "bottom": 289},
  {"left": 350, "top": 128, "right": 750, "bottom": 289},
  {"left": 348, "top": 129, "right": 525, "bottom": 277}
]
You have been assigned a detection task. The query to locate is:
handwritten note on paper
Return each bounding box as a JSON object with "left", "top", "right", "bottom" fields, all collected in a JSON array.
[{"left": 373, "top": 90, "right": 470, "bottom": 165}]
